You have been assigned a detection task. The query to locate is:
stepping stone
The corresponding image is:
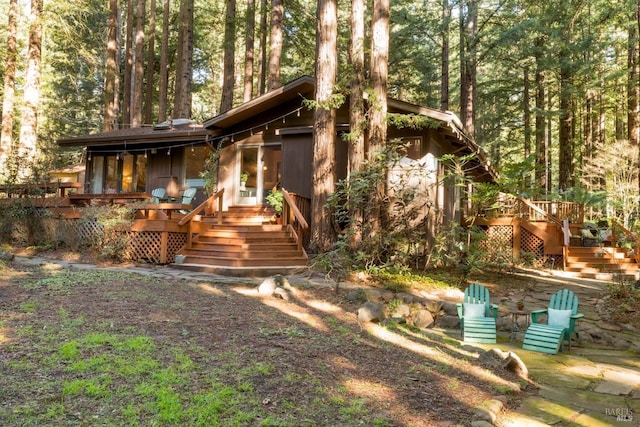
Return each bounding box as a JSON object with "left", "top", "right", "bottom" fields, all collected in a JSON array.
[{"left": 594, "top": 368, "right": 640, "bottom": 395}]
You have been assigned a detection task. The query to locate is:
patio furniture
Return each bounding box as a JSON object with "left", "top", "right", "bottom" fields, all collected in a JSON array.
[
  {"left": 150, "top": 188, "right": 166, "bottom": 203},
  {"left": 456, "top": 283, "right": 498, "bottom": 343},
  {"left": 179, "top": 188, "right": 197, "bottom": 214},
  {"left": 522, "top": 288, "right": 584, "bottom": 354}
]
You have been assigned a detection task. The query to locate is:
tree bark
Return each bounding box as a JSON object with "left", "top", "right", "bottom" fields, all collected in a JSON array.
[
  {"left": 158, "top": 0, "right": 170, "bottom": 122},
  {"left": 144, "top": 0, "right": 157, "bottom": 124},
  {"left": 0, "top": 0, "right": 18, "bottom": 173},
  {"left": 534, "top": 36, "right": 547, "bottom": 192},
  {"left": 244, "top": 0, "right": 256, "bottom": 102},
  {"left": 349, "top": 0, "right": 365, "bottom": 176},
  {"left": 459, "top": 0, "right": 477, "bottom": 138},
  {"left": 174, "top": 0, "right": 194, "bottom": 119},
  {"left": 369, "top": 0, "right": 389, "bottom": 156},
  {"left": 310, "top": 0, "right": 338, "bottom": 252},
  {"left": 440, "top": 0, "right": 450, "bottom": 111},
  {"left": 123, "top": 0, "right": 134, "bottom": 126},
  {"left": 132, "top": 0, "right": 146, "bottom": 127},
  {"left": 257, "top": 0, "right": 268, "bottom": 95},
  {"left": 103, "top": 0, "right": 119, "bottom": 131},
  {"left": 18, "top": 0, "right": 43, "bottom": 180},
  {"left": 267, "top": 0, "right": 284, "bottom": 90},
  {"left": 220, "top": 0, "right": 236, "bottom": 113}
]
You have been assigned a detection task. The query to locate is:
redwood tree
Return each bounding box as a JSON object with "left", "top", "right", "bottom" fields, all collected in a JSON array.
[
  {"left": 311, "top": 0, "right": 338, "bottom": 252},
  {"left": 0, "top": 0, "right": 18, "bottom": 176}
]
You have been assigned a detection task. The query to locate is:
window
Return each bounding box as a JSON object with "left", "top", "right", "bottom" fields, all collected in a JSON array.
[
  {"left": 87, "top": 153, "right": 147, "bottom": 193},
  {"left": 184, "top": 145, "right": 208, "bottom": 188},
  {"left": 403, "top": 137, "right": 422, "bottom": 160}
]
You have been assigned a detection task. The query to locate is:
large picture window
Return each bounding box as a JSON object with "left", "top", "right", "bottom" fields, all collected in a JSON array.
[
  {"left": 184, "top": 146, "right": 208, "bottom": 188},
  {"left": 88, "top": 153, "right": 147, "bottom": 193}
]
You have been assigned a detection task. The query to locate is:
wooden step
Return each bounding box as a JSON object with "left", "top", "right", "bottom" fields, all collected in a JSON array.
[
  {"left": 172, "top": 208, "right": 307, "bottom": 276},
  {"left": 564, "top": 245, "right": 638, "bottom": 280}
]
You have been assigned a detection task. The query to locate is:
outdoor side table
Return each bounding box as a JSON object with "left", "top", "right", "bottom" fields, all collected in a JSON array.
[{"left": 509, "top": 309, "right": 531, "bottom": 341}]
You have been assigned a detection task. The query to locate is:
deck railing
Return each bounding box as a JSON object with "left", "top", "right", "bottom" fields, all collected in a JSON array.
[
  {"left": 178, "top": 188, "right": 225, "bottom": 248},
  {"left": 477, "top": 194, "right": 584, "bottom": 224},
  {"left": 282, "top": 189, "right": 309, "bottom": 253}
]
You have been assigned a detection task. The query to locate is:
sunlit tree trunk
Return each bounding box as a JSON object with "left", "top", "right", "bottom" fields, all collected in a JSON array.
[
  {"left": 103, "top": 0, "right": 119, "bottom": 131},
  {"left": 258, "top": 0, "right": 268, "bottom": 95},
  {"left": 459, "top": 0, "right": 477, "bottom": 138},
  {"left": 369, "top": 0, "right": 389, "bottom": 156},
  {"left": 220, "top": 0, "right": 236, "bottom": 113},
  {"left": 174, "top": 0, "right": 194, "bottom": 118},
  {"left": 368, "top": 0, "right": 389, "bottom": 238},
  {"left": 158, "top": 0, "right": 170, "bottom": 122},
  {"left": 0, "top": 0, "right": 18, "bottom": 176},
  {"left": 123, "top": 0, "right": 134, "bottom": 125},
  {"left": 267, "top": 0, "right": 283, "bottom": 90},
  {"left": 244, "top": 0, "right": 255, "bottom": 102},
  {"left": 144, "top": 0, "right": 157, "bottom": 124},
  {"left": 132, "top": 0, "right": 146, "bottom": 127},
  {"left": 18, "top": 0, "right": 43, "bottom": 180},
  {"left": 310, "top": 0, "right": 338, "bottom": 252},
  {"left": 441, "top": 0, "right": 450, "bottom": 111},
  {"left": 534, "top": 36, "right": 547, "bottom": 192},
  {"left": 349, "top": 0, "right": 365, "bottom": 176}
]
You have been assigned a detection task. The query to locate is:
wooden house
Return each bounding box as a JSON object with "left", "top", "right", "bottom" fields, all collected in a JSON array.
[{"left": 57, "top": 75, "right": 496, "bottom": 274}]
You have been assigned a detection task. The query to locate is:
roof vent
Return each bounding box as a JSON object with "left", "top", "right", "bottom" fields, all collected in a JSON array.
[{"left": 153, "top": 118, "right": 194, "bottom": 130}]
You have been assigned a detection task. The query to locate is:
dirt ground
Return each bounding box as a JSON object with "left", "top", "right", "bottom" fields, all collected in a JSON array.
[{"left": 0, "top": 252, "right": 533, "bottom": 426}]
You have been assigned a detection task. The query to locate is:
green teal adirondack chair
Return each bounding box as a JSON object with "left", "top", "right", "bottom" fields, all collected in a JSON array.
[
  {"left": 179, "top": 188, "right": 197, "bottom": 214},
  {"left": 522, "top": 288, "right": 584, "bottom": 354},
  {"left": 150, "top": 188, "right": 166, "bottom": 203},
  {"left": 456, "top": 283, "right": 499, "bottom": 343}
]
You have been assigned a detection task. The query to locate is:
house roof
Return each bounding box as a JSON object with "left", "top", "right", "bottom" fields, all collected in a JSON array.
[
  {"left": 203, "top": 76, "right": 316, "bottom": 130},
  {"left": 202, "top": 75, "right": 496, "bottom": 180},
  {"left": 57, "top": 120, "right": 214, "bottom": 148}
]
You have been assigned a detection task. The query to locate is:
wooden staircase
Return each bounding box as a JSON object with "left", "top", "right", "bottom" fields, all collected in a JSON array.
[
  {"left": 172, "top": 206, "right": 308, "bottom": 276},
  {"left": 565, "top": 246, "right": 639, "bottom": 280}
]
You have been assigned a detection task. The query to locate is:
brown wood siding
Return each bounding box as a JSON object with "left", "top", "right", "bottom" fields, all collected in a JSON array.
[
  {"left": 282, "top": 134, "right": 312, "bottom": 199},
  {"left": 148, "top": 147, "right": 184, "bottom": 196}
]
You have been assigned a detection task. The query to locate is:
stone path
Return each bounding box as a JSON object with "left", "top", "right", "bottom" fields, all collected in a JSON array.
[
  {"left": 11, "top": 256, "right": 640, "bottom": 426},
  {"left": 471, "top": 270, "right": 640, "bottom": 426}
]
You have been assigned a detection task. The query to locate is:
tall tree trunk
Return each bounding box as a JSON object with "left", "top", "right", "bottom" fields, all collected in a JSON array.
[
  {"left": 347, "top": 0, "right": 366, "bottom": 248},
  {"left": 103, "top": 0, "right": 119, "bottom": 131},
  {"left": 144, "top": 0, "right": 157, "bottom": 124},
  {"left": 368, "top": 0, "right": 389, "bottom": 239},
  {"left": 18, "top": 0, "right": 43, "bottom": 180},
  {"left": 124, "top": 0, "right": 134, "bottom": 126},
  {"left": 132, "top": 0, "right": 146, "bottom": 127},
  {"left": 440, "top": 0, "right": 450, "bottom": 111},
  {"left": 174, "top": 0, "right": 194, "bottom": 118},
  {"left": 635, "top": 0, "right": 640, "bottom": 193},
  {"left": 558, "top": 64, "right": 574, "bottom": 190},
  {"left": 369, "top": 0, "right": 389, "bottom": 156},
  {"left": 0, "top": 0, "right": 18, "bottom": 175},
  {"left": 310, "top": 0, "right": 338, "bottom": 252},
  {"left": 534, "top": 36, "right": 546, "bottom": 191},
  {"left": 349, "top": 0, "right": 365, "bottom": 176},
  {"left": 459, "top": 0, "right": 477, "bottom": 138},
  {"left": 243, "top": 0, "right": 255, "bottom": 102},
  {"left": 257, "top": 0, "right": 268, "bottom": 95},
  {"left": 220, "top": 0, "right": 236, "bottom": 113},
  {"left": 523, "top": 67, "right": 531, "bottom": 159},
  {"left": 158, "top": 0, "right": 170, "bottom": 122},
  {"left": 267, "top": 0, "right": 284, "bottom": 90}
]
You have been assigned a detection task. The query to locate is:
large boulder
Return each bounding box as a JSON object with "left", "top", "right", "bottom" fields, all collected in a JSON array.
[{"left": 357, "top": 302, "right": 386, "bottom": 323}]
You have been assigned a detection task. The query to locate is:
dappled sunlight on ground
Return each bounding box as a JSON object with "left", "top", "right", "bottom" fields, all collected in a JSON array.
[{"left": 194, "top": 282, "right": 227, "bottom": 296}]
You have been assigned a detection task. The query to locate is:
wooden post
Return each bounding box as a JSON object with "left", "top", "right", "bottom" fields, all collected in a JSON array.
[
  {"left": 160, "top": 231, "right": 169, "bottom": 263},
  {"left": 512, "top": 218, "right": 521, "bottom": 260}
]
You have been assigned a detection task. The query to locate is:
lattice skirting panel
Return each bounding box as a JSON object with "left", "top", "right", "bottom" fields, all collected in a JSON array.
[
  {"left": 43, "top": 218, "right": 187, "bottom": 264},
  {"left": 480, "top": 225, "right": 514, "bottom": 263},
  {"left": 520, "top": 228, "right": 544, "bottom": 262}
]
